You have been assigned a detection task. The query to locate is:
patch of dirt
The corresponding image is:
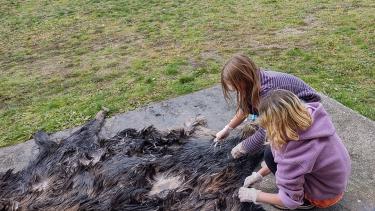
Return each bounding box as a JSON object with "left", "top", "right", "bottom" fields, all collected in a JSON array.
[
  {"left": 276, "top": 27, "right": 306, "bottom": 36},
  {"left": 91, "top": 32, "right": 144, "bottom": 52},
  {"left": 276, "top": 15, "right": 321, "bottom": 37},
  {"left": 200, "top": 50, "right": 223, "bottom": 62},
  {"left": 188, "top": 57, "right": 204, "bottom": 69},
  {"left": 303, "top": 15, "right": 320, "bottom": 27},
  {"left": 214, "top": 26, "right": 289, "bottom": 51},
  {"left": 29, "top": 56, "right": 71, "bottom": 77},
  {"left": 247, "top": 39, "right": 288, "bottom": 51}
]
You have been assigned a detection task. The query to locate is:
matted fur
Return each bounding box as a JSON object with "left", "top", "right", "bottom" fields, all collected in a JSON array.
[{"left": 0, "top": 110, "right": 264, "bottom": 211}]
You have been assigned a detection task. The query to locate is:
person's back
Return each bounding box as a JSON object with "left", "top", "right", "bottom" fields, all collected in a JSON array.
[
  {"left": 238, "top": 90, "right": 351, "bottom": 210},
  {"left": 274, "top": 102, "right": 351, "bottom": 208},
  {"left": 260, "top": 70, "right": 321, "bottom": 103}
]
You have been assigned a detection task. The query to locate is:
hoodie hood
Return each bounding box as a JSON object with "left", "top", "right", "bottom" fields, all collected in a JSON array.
[{"left": 298, "top": 102, "right": 336, "bottom": 140}]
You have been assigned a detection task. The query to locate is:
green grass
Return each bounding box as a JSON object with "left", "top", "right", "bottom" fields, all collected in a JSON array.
[{"left": 0, "top": 0, "right": 374, "bottom": 147}]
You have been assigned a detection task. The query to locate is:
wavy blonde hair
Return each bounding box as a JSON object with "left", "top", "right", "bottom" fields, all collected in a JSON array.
[
  {"left": 258, "top": 90, "right": 312, "bottom": 150},
  {"left": 221, "top": 54, "right": 261, "bottom": 115}
]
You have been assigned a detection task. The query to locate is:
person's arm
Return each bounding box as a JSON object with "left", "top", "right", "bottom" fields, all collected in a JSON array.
[
  {"left": 257, "top": 192, "right": 285, "bottom": 207},
  {"left": 239, "top": 162, "right": 306, "bottom": 209},
  {"left": 231, "top": 112, "right": 265, "bottom": 158},
  {"left": 227, "top": 109, "right": 247, "bottom": 128},
  {"left": 238, "top": 188, "right": 285, "bottom": 207},
  {"left": 215, "top": 110, "right": 247, "bottom": 142},
  {"left": 241, "top": 128, "right": 267, "bottom": 154},
  {"left": 275, "top": 162, "right": 306, "bottom": 209}
]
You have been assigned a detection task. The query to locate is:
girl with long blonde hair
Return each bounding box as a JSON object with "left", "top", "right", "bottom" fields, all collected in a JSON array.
[{"left": 238, "top": 90, "right": 351, "bottom": 210}]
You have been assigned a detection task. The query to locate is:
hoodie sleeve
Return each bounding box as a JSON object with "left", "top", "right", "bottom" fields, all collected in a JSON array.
[
  {"left": 276, "top": 162, "right": 306, "bottom": 209},
  {"left": 241, "top": 127, "right": 266, "bottom": 154}
]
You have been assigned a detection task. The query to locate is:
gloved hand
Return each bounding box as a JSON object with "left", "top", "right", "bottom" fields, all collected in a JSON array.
[
  {"left": 214, "top": 125, "right": 233, "bottom": 143},
  {"left": 238, "top": 187, "right": 261, "bottom": 204},
  {"left": 243, "top": 172, "right": 263, "bottom": 187},
  {"left": 231, "top": 142, "right": 247, "bottom": 159}
]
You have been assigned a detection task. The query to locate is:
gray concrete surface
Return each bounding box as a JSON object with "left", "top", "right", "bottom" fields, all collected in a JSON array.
[{"left": 0, "top": 85, "right": 374, "bottom": 210}]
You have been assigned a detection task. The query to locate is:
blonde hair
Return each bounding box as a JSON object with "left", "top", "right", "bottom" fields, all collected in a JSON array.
[
  {"left": 258, "top": 90, "right": 312, "bottom": 150},
  {"left": 221, "top": 54, "right": 261, "bottom": 115}
]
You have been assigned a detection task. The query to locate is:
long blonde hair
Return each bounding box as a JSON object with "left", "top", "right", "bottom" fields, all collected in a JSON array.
[
  {"left": 258, "top": 90, "right": 312, "bottom": 150},
  {"left": 221, "top": 54, "right": 261, "bottom": 115}
]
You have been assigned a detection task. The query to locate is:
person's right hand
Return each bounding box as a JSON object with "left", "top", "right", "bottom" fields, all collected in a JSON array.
[
  {"left": 243, "top": 172, "right": 263, "bottom": 187},
  {"left": 214, "top": 125, "right": 233, "bottom": 143}
]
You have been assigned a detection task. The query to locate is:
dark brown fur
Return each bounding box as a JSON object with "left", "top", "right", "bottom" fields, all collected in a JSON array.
[{"left": 0, "top": 110, "right": 264, "bottom": 211}]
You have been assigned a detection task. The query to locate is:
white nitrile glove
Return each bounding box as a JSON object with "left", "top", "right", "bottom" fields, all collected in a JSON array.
[
  {"left": 243, "top": 172, "right": 263, "bottom": 187},
  {"left": 231, "top": 142, "right": 247, "bottom": 159},
  {"left": 238, "top": 187, "right": 261, "bottom": 204},
  {"left": 214, "top": 125, "right": 233, "bottom": 143}
]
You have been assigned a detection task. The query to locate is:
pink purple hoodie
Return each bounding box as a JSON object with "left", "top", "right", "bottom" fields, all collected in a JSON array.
[{"left": 273, "top": 102, "right": 351, "bottom": 209}]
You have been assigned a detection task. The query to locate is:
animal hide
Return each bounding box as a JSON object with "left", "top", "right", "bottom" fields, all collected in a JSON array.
[{"left": 0, "top": 110, "right": 264, "bottom": 211}]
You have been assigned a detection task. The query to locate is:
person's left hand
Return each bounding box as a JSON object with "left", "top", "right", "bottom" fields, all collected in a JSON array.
[
  {"left": 231, "top": 142, "right": 247, "bottom": 159},
  {"left": 238, "top": 187, "right": 261, "bottom": 203}
]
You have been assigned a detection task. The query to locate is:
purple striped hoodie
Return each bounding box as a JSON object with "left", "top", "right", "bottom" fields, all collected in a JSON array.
[{"left": 241, "top": 70, "right": 321, "bottom": 153}]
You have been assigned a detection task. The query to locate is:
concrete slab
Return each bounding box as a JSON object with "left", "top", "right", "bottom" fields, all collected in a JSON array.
[{"left": 0, "top": 85, "right": 374, "bottom": 210}]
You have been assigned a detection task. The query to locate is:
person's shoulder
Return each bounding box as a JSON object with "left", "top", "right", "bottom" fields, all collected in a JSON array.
[
  {"left": 262, "top": 69, "right": 297, "bottom": 79},
  {"left": 278, "top": 140, "right": 320, "bottom": 169},
  {"left": 261, "top": 69, "right": 278, "bottom": 75},
  {"left": 260, "top": 69, "right": 284, "bottom": 82}
]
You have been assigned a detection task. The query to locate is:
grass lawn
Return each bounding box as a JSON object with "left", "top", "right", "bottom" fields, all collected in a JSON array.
[{"left": 0, "top": 0, "right": 374, "bottom": 147}]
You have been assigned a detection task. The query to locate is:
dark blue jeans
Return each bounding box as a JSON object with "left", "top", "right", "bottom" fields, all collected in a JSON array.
[{"left": 264, "top": 145, "right": 277, "bottom": 174}]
